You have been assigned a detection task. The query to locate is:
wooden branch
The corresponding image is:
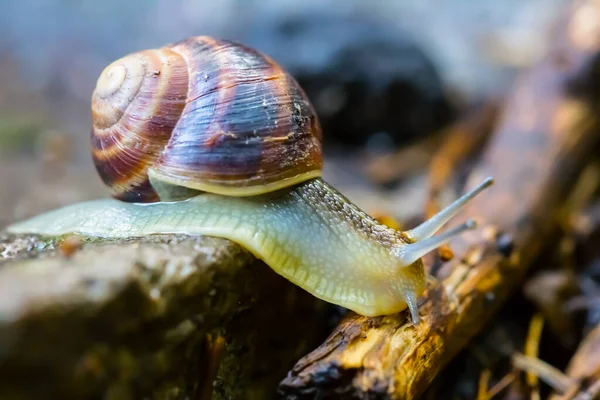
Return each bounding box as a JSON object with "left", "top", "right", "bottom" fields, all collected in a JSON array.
[
  {"left": 279, "top": 1, "right": 600, "bottom": 398},
  {"left": 425, "top": 100, "right": 500, "bottom": 261},
  {"left": 362, "top": 101, "right": 499, "bottom": 188},
  {"left": 426, "top": 100, "right": 500, "bottom": 215},
  {"left": 0, "top": 234, "right": 327, "bottom": 399}
]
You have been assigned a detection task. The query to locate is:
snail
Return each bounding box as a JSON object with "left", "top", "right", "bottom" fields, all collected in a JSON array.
[{"left": 5, "top": 36, "right": 493, "bottom": 324}]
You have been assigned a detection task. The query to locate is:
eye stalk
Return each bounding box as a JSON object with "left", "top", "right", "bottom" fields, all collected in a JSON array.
[
  {"left": 394, "top": 177, "right": 494, "bottom": 267},
  {"left": 406, "top": 177, "right": 494, "bottom": 242}
]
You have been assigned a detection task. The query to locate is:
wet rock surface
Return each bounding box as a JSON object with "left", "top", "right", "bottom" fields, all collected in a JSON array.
[{"left": 0, "top": 234, "right": 328, "bottom": 399}]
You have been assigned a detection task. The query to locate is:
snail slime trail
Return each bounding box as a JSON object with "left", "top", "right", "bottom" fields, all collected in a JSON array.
[{"left": 6, "top": 36, "right": 495, "bottom": 323}]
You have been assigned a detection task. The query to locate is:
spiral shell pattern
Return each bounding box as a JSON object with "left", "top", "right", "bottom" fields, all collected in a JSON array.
[{"left": 91, "top": 36, "right": 323, "bottom": 202}]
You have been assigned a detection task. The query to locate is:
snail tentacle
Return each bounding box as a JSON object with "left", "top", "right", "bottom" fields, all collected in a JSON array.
[
  {"left": 392, "top": 219, "right": 476, "bottom": 267},
  {"left": 403, "top": 289, "right": 420, "bottom": 325},
  {"left": 406, "top": 177, "right": 494, "bottom": 241}
]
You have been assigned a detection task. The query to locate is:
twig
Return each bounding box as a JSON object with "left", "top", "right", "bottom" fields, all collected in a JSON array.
[
  {"left": 573, "top": 379, "right": 600, "bottom": 400},
  {"left": 512, "top": 353, "right": 575, "bottom": 394},
  {"left": 524, "top": 313, "right": 545, "bottom": 400},
  {"left": 477, "top": 369, "right": 492, "bottom": 400},
  {"left": 487, "top": 372, "right": 517, "bottom": 399}
]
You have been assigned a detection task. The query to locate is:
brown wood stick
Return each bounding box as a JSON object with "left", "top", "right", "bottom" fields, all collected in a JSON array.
[
  {"left": 512, "top": 353, "right": 575, "bottom": 394},
  {"left": 279, "top": 1, "right": 600, "bottom": 398},
  {"left": 362, "top": 100, "right": 499, "bottom": 189}
]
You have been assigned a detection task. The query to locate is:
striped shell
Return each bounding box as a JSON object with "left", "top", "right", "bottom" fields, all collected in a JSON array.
[{"left": 91, "top": 36, "right": 323, "bottom": 202}]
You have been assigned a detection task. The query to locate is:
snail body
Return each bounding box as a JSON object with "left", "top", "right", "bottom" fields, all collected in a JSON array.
[
  {"left": 8, "top": 181, "right": 422, "bottom": 317},
  {"left": 5, "top": 36, "right": 493, "bottom": 323}
]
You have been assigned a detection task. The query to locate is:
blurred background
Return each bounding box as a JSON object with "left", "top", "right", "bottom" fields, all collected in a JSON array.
[{"left": 0, "top": 0, "right": 567, "bottom": 225}]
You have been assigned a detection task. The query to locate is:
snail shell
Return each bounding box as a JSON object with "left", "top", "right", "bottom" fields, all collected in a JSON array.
[{"left": 91, "top": 36, "right": 323, "bottom": 202}]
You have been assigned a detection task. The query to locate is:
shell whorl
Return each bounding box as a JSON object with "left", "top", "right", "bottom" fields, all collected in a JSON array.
[{"left": 91, "top": 36, "right": 323, "bottom": 202}]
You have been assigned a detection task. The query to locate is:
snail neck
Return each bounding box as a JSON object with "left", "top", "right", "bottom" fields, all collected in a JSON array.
[
  {"left": 290, "top": 179, "right": 406, "bottom": 247},
  {"left": 147, "top": 175, "right": 405, "bottom": 248}
]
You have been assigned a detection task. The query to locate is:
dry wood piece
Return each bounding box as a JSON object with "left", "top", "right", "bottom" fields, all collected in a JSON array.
[
  {"left": 513, "top": 353, "right": 575, "bottom": 394},
  {"left": 0, "top": 234, "right": 328, "bottom": 399},
  {"left": 550, "top": 324, "right": 600, "bottom": 400},
  {"left": 279, "top": 0, "right": 600, "bottom": 398}
]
